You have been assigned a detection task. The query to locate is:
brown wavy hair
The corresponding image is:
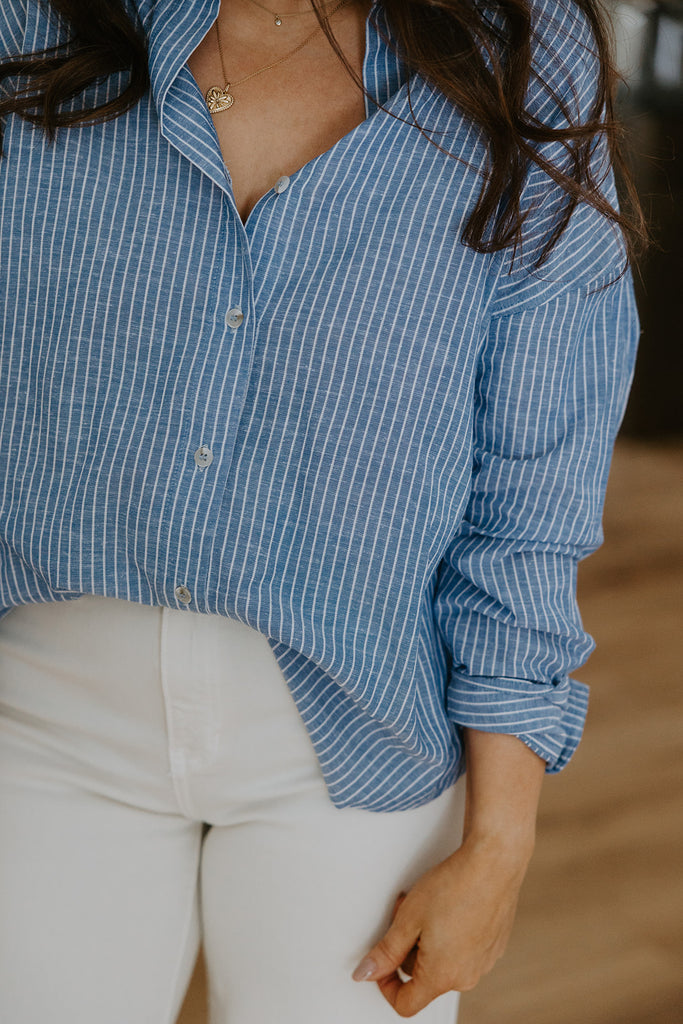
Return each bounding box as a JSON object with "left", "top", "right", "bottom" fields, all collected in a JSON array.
[{"left": 0, "top": 0, "right": 646, "bottom": 267}]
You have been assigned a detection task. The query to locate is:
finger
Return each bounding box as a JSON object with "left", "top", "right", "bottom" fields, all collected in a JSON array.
[
  {"left": 351, "top": 913, "right": 420, "bottom": 983},
  {"left": 391, "top": 891, "right": 407, "bottom": 920},
  {"left": 392, "top": 891, "right": 418, "bottom": 975},
  {"left": 378, "top": 953, "right": 443, "bottom": 1017},
  {"left": 392, "top": 976, "right": 444, "bottom": 1018},
  {"left": 400, "top": 944, "right": 418, "bottom": 976}
]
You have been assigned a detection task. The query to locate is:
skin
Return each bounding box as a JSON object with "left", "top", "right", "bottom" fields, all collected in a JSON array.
[
  {"left": 186, "top": 0, "right": 372, "bottom": 224},
  {"left": 188, "top": 3, "right": 548, "bottom": 1015},
  {"left": 352, "top": 730, "right": 546, "bottom": 1016}
]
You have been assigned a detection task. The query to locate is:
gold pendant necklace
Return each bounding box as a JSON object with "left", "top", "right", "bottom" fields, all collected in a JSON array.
[
  {"left": 206, "top": 86, "right": 235, "bottom": 113},
  {"left": 204, "top": 0, "right": 352, "bottom": 113}
]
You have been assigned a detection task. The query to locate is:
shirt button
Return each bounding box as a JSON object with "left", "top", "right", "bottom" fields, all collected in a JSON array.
[
  {"left": 274, "top": 175, "right": 290, "bottom": 195},
  {"left": 174, "top": 585, "right": 192, "bottom": 605},
  {"left": 193, "top": 445, "right": 213, "bottom": 469},
  {"left": 226, "top": 307, "right": 244, "bottom": 329}
]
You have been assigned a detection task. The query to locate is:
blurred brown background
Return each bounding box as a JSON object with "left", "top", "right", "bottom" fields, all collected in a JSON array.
[{"left": 177, "top": 2, "right": 683, "bottom": 1021}]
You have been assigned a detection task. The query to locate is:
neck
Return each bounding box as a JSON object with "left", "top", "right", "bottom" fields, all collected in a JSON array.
[
  {"left": 231, "top": 0, "right": 348, "bottom": 14},
  {"left": 212, "top": 0, "right": 372, "bottom": 55}
]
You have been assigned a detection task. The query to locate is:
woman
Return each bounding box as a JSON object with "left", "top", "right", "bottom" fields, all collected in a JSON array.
[{"left": 0, "top": 0, "right": 642, "bottom": 1021}]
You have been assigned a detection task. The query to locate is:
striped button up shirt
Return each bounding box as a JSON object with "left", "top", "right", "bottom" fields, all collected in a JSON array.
[{"left": 0, "top": 0, "right": 639, "bottom": 810}]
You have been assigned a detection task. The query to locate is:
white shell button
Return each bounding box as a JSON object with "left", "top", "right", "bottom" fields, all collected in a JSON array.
[
  {"left": 194, "top": 445, "right": 213, "bottom": 469},
  {"left": 226, "top": 307, "right": 244, "bottom": 329}
]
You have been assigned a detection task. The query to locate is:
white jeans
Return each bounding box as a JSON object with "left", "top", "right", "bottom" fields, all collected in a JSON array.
[{"left": 0, "top": 594, "right": 465, "bottom": 1024}]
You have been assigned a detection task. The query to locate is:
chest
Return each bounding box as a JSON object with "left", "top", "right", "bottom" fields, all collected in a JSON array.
[{"left": 186, "top": 9, "right": 370, "bottom": 225}]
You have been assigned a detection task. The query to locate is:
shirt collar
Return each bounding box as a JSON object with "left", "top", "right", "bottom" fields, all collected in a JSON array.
[
  {"left": 122, "top": 0, "right": 412, "bottom": 198},
  {"left": 126, "top": 0, "right": 401, "bottom": 122}
]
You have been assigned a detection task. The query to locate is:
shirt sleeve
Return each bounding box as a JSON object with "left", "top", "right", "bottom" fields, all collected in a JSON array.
[{"left": 433, "top": 271, "right": 639, "bottom": 771}]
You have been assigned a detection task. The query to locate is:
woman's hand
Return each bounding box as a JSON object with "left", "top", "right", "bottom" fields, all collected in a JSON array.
[
  {"left": 351, "top": 830, "right": 533, "bottom": 1017},
  {"left": 352, "top": 728, "right": 547, "bottom": 1017}
]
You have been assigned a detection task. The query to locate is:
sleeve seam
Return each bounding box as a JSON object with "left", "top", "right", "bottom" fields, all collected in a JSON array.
[{"left": 488, "top": 270, "right": 625, "bottom": 322}]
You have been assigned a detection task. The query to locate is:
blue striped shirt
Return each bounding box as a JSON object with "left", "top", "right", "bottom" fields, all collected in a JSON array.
[{"left": 0, "top": 0, "right": 639, "bottom": 810}]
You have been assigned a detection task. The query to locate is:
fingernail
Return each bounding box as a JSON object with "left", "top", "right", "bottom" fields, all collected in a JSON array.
[{"left": 352, "top": 956, "right": 377, "bottom": 981}]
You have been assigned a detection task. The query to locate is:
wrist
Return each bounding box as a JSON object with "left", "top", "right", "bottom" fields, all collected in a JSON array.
[{"left": 461, "top": 821, "right": 536, "bottom": 871}]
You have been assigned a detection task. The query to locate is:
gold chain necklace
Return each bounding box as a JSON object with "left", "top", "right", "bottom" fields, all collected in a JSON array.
[
  {"left": 205, "top": 0, "right": 353, "bottom": 113},
  {"left": 244, "top": 0, "right": 343, "bottom": 28}
]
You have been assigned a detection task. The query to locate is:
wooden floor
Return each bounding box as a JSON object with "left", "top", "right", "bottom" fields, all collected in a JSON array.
[{"left": 177, "top": 439, "right": 683, "bottom": 1024}]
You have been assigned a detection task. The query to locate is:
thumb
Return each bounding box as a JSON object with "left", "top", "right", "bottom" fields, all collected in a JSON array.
[{"left": 352, "top": 893, "right": 418, "bottom": 983}]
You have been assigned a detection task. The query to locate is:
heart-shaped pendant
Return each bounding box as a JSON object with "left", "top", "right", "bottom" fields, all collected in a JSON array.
[{"left": 206, "top": 86, "right": 234, "bottom": 113}]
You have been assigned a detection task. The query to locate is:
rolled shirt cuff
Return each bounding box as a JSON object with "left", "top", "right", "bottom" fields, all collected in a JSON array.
[{"left": 446, "top": 671, "right": 590, "bottom": 772}]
